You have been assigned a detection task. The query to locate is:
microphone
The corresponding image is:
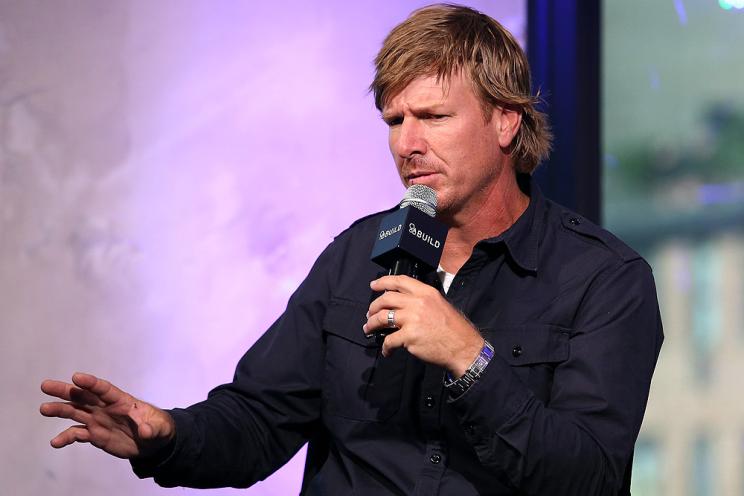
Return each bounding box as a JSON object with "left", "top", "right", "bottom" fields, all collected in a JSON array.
[{"left": 370, "top": 184, "right": 448, "bottom": 279}]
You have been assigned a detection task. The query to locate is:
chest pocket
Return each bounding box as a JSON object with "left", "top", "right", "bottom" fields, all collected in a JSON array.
[
  {"left": 482, "top": 324, "right": 570, "bottom": 404},
  {"left": 322, "top": 298, "right": 408, "bottom": 422}
]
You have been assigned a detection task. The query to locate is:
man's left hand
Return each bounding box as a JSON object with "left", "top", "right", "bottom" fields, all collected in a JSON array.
[{"left": 364, "top": 275, "right": 484, "bottom": 377}]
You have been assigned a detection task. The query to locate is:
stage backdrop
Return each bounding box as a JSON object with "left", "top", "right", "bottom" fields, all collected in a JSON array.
[{"left": 0, "top": 2, "right": 524, "bottom": 495}]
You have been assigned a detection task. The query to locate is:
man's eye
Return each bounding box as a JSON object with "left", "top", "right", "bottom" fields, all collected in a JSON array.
[{"left": 384, "top": 117, "right": 403, "bottom": 127}]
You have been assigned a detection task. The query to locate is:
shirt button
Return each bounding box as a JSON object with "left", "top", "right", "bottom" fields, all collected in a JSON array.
[
  {"left": 569, "top": 217, "right": 581, "bottom": 225},
  {"left": 464, "top": 423, "right": 475, "bottom": 435},
  {"left": 512, "top": 345, "right": 523, "bottom": 358},
  {"left": 424, "top": 395, "right": 435, "bottom": 408},
  {"left": 429, "top": 454, "right": 442, "bottom": 464}
]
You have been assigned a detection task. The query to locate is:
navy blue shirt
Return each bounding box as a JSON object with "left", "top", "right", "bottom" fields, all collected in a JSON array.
[{"left": 133, "top": 180, "right": 663, "bottom": 495}]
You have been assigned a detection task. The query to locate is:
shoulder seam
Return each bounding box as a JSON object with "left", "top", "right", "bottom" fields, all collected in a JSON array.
[{"left": 555, "top": 211, "right": 643, "bottom": 264}]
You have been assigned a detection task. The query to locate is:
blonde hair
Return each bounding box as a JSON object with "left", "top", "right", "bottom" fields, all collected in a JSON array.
[{"left": 370, "top": 4, "right": 552, "bottom": 173}]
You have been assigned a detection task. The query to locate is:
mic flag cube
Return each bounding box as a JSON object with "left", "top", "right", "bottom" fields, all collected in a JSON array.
[{"left": 370, "top": 205, "right": 448, "bottom": 275}]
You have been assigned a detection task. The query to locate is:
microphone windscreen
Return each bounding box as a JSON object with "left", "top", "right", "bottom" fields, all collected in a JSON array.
[{"left": 399, "top": 184, "right": 437, "bottom": 218}]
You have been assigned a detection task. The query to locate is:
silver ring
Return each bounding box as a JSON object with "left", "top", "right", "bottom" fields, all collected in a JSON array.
[{"left": 387, "top": 309, "right": 396, "bottom": 328}]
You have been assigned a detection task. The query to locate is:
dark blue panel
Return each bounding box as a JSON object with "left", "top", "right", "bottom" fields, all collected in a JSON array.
[{"left": 528, "top": 0, "right": 601, "bottom": 224}]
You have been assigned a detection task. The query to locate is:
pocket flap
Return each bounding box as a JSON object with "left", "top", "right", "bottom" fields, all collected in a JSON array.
[
  {"left": 322, "top": 298, "right": 375, "bottom": 347},
  {"left": 482, "top": 324, "right": 569, "bottom": 366}
]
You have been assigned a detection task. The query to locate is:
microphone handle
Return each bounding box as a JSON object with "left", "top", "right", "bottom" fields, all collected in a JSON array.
[
  {"left": 389, "top": 257, "right": 422, "bottom": 279},
  {"left": 370, "top": 257, "right": 422, "bottom": 341}
]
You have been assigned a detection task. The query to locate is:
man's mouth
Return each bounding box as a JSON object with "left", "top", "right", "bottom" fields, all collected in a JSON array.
[{"left": 406, "top": 171, "right": 438, "bottom": 185}]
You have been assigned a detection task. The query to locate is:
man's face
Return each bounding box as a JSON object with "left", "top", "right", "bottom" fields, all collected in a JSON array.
[{"left": 382, "top": 72, "right": 518, "bottom": 219}]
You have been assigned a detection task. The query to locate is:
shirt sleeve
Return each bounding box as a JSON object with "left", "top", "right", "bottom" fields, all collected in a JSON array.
[
  {"left": 130, "top": 238, "right": 340, "bottom": 488},
  {"left": 448, "top": 258, "right": 664, "bottom": 495}
]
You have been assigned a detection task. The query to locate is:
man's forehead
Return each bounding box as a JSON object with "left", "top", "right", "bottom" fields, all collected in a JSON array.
[{"left": 381, "top": 74, "right": 459, "bottom": 113}]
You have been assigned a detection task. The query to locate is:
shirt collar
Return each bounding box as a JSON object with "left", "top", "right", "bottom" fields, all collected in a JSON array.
[{"left": 481, "top": 174, "right": 543, "bottom": 273}]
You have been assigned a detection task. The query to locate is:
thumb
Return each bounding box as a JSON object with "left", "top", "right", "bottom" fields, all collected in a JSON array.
[
  {"left": 130, "top": 401, "right": 174, "bottom": 442},
  {"left": 138, "top": 421, "right": 156, "bottom": 439},
  {"left": 135, "top": 409, "right": 175, "bottom": 443}
]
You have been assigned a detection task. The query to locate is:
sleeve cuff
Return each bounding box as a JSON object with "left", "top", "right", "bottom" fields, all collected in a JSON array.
[
  {"left": 448, "top": 353, "right": 533, "bottom": 433},
  {"left": 129, "top": 408, "right": 196, "bottom": 481}
]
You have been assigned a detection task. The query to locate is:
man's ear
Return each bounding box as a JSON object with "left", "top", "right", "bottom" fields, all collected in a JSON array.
[{"left": 495, "top": 107, "right": 522, "bottom": 149}]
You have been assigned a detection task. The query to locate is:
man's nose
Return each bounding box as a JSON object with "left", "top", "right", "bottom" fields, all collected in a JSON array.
[{"left": 395, "top": 118, "right": 427, "bottom": 158}]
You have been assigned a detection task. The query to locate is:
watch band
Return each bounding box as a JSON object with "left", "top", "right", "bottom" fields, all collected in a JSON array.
[{"left": 444, "top": 339, "right": 495, "bottom": 397}]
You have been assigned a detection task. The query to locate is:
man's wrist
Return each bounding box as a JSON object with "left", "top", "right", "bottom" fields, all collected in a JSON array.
[
  {"left": 449, "top": 333, "right": 486, "bottom": 378},
  {"left": 444, "top": 339, "right": 495, "bottom": 397}
]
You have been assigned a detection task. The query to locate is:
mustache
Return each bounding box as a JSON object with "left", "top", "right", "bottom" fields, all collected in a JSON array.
[{"left": 400, "top": 156, "right": 438, "bottom": 176}]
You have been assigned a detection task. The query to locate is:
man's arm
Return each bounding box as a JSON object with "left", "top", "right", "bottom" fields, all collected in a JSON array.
[
  {"left": 127, "top": 237, "right": 341, "bottom": 488},
  {"left": 365, "top": 259, "right": 663, "bottom": 494}
]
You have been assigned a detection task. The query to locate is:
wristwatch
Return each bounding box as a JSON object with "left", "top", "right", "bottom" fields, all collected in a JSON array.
[{"left": 443, "top": 339, "right": 495, "bottom": 397}]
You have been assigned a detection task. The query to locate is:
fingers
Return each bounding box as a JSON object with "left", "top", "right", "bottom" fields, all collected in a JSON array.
[
  {"left": 381, "top": 331, "right": 405, "bottom": 358},
  {"left": 363, "top": 308, "right": 406, "bottom": 335},
  {"left": 50, "top": 425, "right": 91, "bottom": 449},
  {"left": 367, "top": 291, "right": 412, "bottom": 319},
  {"left": 365, "top": 280, "right": 435, "bottom": 334},
  {"left": 40, "top": 379, "right": 75, "bottom": 401},
  {"left": 71, "top": 372, "right": 126, "bottom": 405},
  {"left": 40, "top": 401, "right": 92, "bottom": 425},
  {"left": 41, "top": 379, "right": 105, "bottom": 407},
  {"left": 370, "top": 275, "right": 425, "bottom": 294}
]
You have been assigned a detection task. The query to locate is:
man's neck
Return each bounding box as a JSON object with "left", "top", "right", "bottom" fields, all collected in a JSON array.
[{"left": 439, "top": 175, "right": 529, "bottom": 275}]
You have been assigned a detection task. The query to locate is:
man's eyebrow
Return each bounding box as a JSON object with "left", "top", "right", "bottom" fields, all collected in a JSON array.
[
  {"left": 381, "top": 103, "right": 447, "bottom": 120},
  {"left": 412, "top": 104, "right": 448, "bottom": 116}
]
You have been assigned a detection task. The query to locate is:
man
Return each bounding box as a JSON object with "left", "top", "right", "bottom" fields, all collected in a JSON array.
[{"left": 40, "top": 5, "right": 663, "bottom": 495}]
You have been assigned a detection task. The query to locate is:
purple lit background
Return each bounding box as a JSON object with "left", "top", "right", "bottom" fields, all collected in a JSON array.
[{"left": 0, "top": 2, "right": 524, "bottom": 495}]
